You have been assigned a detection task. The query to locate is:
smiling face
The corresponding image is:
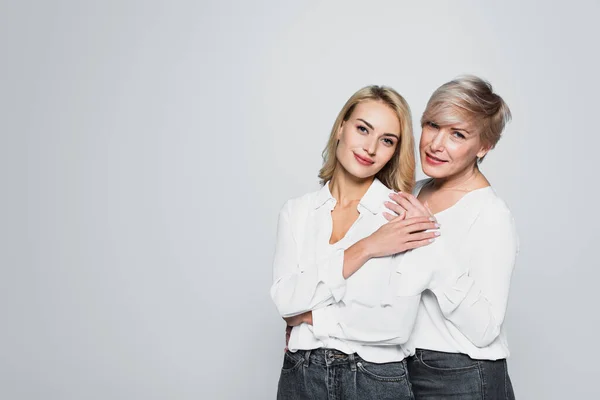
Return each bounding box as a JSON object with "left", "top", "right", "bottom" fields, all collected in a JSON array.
[
  {"left": 335, "top": 100, "right": 401, "bottom": 180},
  {"left": 420, "top": 114, "right": 490, "bottom": 180}
]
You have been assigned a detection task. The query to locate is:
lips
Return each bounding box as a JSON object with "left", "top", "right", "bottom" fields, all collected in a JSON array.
[
  {"left": 353, "top": 153, "right": 375, "bottom": 166},
  {"left": 425, "top": 152, "right": 447, "bottom": 165}
]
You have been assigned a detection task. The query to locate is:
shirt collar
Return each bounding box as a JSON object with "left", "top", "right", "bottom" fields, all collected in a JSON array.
[
  {"left": 314, "top": 178, "right": 388, "bottom": 214},
  {"left": 314, "top": 182, "right": 335, "bottom": 210}
]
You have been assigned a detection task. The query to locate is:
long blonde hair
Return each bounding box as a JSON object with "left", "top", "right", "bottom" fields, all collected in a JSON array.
[{"left": 318, "top": 85, "right": 415, "bottom": 193}]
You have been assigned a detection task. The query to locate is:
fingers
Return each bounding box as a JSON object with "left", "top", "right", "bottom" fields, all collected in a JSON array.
[
  {"left": 384, "top": 200, "right": 406, "bottom": 217},
  {"left": 403, "top": 192, "right": 430, "bottom": 215},
  {"left": 389, "top": 193, "right": 416, "bottom": 214},
  {"left": 403, "top": 237, "right": 437, "bottom": 251},
  {"left": 406, "top": 230, "right": 440, "bottom": 242},
  {"left": 406, "top": 222, "right": 439, "bottom": 234},
  {"left": 285, "top": 325, "right": 292, "bottom": 351},
  {"left": 383, "top": 210, "right": 404, "bottom": 222},
  {"left": 391, "top": 192, "right": 430, "bottom": 216},
  {"left": 402, "top": 220, "right": 440, "bottom": 234},
  {"left": 401, "top": 216, "right": 437, "bottom": 226},
  {"left": 383, "top": 212, "right": 395, "bottom": 222}
]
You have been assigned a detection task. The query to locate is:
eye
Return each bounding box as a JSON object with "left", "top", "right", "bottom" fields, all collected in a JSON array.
[
  {"left": 357, "top": 125, "right": 368, "bottom": 134},
  {"left": 427, "top": 121, "right": 440, "bottom": 129},
  {"left": 382, "top": 138, "right": 395, "bottom": 146},
  {"left": 452, "top": 131, "right": 466, "bottom": 139}
]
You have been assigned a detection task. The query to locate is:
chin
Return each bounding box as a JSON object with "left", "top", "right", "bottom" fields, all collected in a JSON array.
[
  {"left": 421, "top": 164, "right": 450, "bottom": 179},
  {"left": 347, "top": 167, "right": 377, "bottom": 180}
]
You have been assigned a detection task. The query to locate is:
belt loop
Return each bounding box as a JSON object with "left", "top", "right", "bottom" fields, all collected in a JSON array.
[
  {"left": 349, "top": 353, "right": 356, "bottom": 372},
  {"left": 303, "top": 349, "right": 311, "bottom": 368}
]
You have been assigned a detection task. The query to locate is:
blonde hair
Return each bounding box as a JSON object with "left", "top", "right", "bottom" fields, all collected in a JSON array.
[
  {"left": 318, "top": 86, "right": 415, "bottom": 193},
  {"left": 421, "top": 75, "right": 511, "bottom": 161}
]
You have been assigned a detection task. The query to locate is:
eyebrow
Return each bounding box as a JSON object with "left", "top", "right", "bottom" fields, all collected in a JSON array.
[
  {"left": 357, "top": 118, "right": 374, "bottom": 130},
  {"left": 451, "top": 127, "right": 471, "bottom": 134},
  {"left": 357, "top": 118, "right": 400, "bottom": 139}
]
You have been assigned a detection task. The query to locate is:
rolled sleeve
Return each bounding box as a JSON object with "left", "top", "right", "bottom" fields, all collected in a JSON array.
[
  {"left": 311, "top": 306, "right": 338, "bottom": 341},
  {"left": 430, "top": 270, "right": 475, "bottom": 315}
]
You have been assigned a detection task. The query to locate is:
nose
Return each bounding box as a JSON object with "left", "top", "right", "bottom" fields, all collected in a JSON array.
[
  {"left": 429, "top": 130, "right": 445, "bottom": 152},
  {"left": 365, "top": 136, "right": 377, "bottom": 156}
]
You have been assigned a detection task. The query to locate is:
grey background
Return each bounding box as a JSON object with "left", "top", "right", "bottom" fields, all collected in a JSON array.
[{"left": 2, "top": 0, "right": 598, "bottom": 399}]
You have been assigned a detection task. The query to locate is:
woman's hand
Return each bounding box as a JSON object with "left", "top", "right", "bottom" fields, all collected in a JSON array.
[
  {"left": 363, "top": 215, "right": 440, "bottom": 258},
  {"left": 284, "top": 325, "right": 292, "bottom": 352},
  {"left": 284, "top": 311, "right": 313, "bottom": 327},
  {"left": 384, "top": 192, "right": 434, "bottom": 221}
]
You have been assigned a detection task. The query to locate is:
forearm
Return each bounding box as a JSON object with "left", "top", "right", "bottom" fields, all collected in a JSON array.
[
  {"left": 311, "top": 295, "right": 421, "bottom": 345},
  {"left": 273, "top": 243, "right": 369, "bottom": 317},
  {"left": 342, "top": 238, "right": 372, "bottom": 279},
  {"left": 430, "top": 268, "right": 511, "bottom": 347},
  {"left": 271, "top": 264, "right": 341, "bottom": 317}
]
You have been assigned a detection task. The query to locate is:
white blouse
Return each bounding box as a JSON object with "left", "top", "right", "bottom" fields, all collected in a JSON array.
[
  {"left": 270, "top": 178, "right": 518, "bottom": 362},
  {"left": 400, "top": 179, "right": 519, "bottom": 360},
  {"left": 270, "top": 178, "right": 420, "bottom": 363}
]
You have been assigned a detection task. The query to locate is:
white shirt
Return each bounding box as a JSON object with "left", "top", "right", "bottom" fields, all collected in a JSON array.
[
  {"left": 399, "top": 179, "right": 519, "bottom": 360},
  {"left": 270, "top": 178, "right": 420, "bottom": 363}
]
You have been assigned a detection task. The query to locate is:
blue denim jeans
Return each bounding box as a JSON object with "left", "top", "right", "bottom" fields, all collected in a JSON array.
[
  {"left": 277, "top": 348, "right": 414, "bottom": 400},
  {"left": 407, "top": 349, "right": 515, "bottom": 399}
]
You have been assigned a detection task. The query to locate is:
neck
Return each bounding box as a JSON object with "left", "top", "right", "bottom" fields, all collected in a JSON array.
[
  {"left": 329, "top": 165, "right": 374, "bottom": 207},
  {"left": 432, "top": 164, "right": 481, "bottom": 191}
]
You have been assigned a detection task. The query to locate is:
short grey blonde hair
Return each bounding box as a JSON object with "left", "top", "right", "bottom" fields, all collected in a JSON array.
[
  {"left": 319, "top": 86, "right": 415, "bottom": 193},
  {"left": 421, "top": 75, "right": 512, "bottom": 157}
]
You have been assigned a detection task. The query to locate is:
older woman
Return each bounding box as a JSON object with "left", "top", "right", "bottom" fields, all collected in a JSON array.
[
  {"left": 271, "top": 85, "right": 439, "bottom": 399},
  {"left": 386, "top": 76, "right": 518, "bottom": 399}
]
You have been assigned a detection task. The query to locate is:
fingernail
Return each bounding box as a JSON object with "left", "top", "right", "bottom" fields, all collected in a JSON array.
[
  {"left": 434, "top": 231, "right": 441, "bottom": 236},
  {"left": 429, "top": 238, "right": 436, "bottom": 242},
  {"left": 429, "top": 217, "right": 436, "bottom": 221},
  {"left": 434, "top": 223, "right": 440, "bottom": 228}
]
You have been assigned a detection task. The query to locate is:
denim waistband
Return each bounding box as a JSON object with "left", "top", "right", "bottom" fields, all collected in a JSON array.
[{"left": 291, "top": 348, "right": 364, "bottom": 368}]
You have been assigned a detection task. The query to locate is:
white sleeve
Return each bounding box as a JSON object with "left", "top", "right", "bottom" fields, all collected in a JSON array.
[
  {"left": 310, "top": 292, "right": 421, "bottom": 345},
  {"left": 270, "top": 201, "right": 347, "bottom": 318},
  {"left": 422, "top": 202, "right": 519, "bottom": 347}
]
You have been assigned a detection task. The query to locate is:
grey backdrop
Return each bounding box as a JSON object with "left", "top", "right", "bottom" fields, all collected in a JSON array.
[{"left": 2, "top": 0, "right": 599, "bottom": 399}]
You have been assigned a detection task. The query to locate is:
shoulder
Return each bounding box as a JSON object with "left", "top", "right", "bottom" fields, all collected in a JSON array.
[
  {"left": 473, "top": 189, "right": 518, "bottom": 236},
  {"left": 480, "top": 190, "right": 514, "bottom": 222},
  {"left": 279, "top": 189, "right": 320, "bottom": 218}
]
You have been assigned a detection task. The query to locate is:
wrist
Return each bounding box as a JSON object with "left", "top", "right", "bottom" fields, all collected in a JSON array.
[
  {"left": 355, "top": 237, "right": 375, "bottom": 261},
  {"left": 305, "top": 311, "right": 313, "bottom": 326}
]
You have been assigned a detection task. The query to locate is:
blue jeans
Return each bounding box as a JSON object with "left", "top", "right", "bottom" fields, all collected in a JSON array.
[
  {"left": 277, "top": 348, "right": 414, "bottom": 399},
  {"left": 407, "top": 349, "right": 515, "bottom": 399}
]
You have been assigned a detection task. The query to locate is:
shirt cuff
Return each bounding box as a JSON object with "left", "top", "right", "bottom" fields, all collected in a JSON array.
[
  {"left": 318, "top": 248, "right": 347, "bottom": 302},
  {"left": 430, "top": 269, "right": 474, "bottom": 315},
  {"left": 311, "top": 306, "right": 338, "bottom": 341}
]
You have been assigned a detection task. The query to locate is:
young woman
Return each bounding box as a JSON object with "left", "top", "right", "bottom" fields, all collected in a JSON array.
[
  {"left": 386, "top": 76, "right": 518, "bottom": 399},
  {"left": 271, "top": 86, "right": 440, "bottom": 399}
]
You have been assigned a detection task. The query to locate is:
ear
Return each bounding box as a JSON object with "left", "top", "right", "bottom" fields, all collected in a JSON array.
[
  {"left": 336, "top": 121, "right": 345, "bottom": 140},
  {"left": 476, "top": 145, "right": 491, "bottom": 159}
]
